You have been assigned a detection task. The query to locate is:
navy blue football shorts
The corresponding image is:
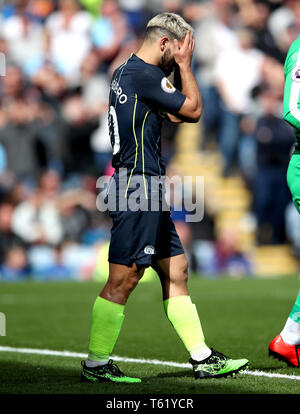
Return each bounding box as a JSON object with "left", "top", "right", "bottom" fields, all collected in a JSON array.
[
  {"left": 106, "top": 172, "right": 184, "bottom": 267},
  {"left": 108, "top": 209, "right": 184, "bottom": 267}
]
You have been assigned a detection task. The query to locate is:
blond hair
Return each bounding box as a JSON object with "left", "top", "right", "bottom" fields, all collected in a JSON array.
[{"left": 145, "top": 12, "right": 194, "bottom": 42}]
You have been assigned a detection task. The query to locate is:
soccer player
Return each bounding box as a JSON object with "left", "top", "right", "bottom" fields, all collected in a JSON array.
[
  {"left": 269, "top": 35, "right": 300, "bottom": 367},
  {"left": 80, "top": 12, "right": 249, "bottom": 383}
]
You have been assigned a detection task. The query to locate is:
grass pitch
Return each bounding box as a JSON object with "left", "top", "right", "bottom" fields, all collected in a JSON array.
[{"left": 0, "top": 275, "right": 300, "bottom": 394}]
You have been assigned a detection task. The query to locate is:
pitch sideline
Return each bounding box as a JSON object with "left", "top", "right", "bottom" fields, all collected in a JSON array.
[{"left": 0, "top": 345, "right": 300, "bottom": 381}]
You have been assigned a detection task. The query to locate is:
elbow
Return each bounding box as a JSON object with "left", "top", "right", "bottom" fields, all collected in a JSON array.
[
  {"left": 192, "top": 102, "right": 202, "bottom": 122},
  {"left": 190, "top": 107, "right": 202, "bottom": 123},
  {"left": 179, "top": 103, "right": 202, "bottom": 123},
  {"left": 195, "top": 108, "right": 202, "bottom": 122}
]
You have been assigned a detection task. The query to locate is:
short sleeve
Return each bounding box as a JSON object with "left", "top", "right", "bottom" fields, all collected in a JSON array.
[
  {"left": 134, "top": 67, "right": 186, "bottom": 115},
  {"left": 283, "top": 49, "right": 300, "bottom": 130}
]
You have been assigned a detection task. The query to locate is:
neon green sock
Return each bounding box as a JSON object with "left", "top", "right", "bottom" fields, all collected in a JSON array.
[
  {"left": 281, "top": 290, "right": 300, "bottom": 344},
  {"left": 289, "top": 290, "right": 300, "bottom": 323},
  {"left": 163, "top": 295, "right": 209, "bottom": 358},
  {"left": 88, "top": 296, "right": 125, "bottom": 362}
]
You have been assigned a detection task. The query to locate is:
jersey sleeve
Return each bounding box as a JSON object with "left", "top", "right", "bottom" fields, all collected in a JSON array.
[
  {"left": 134, "top": 67, "right": 186, "bottom": 115},
  {"left": 283, "top": 48, "right": 300, "bottom": 130}
]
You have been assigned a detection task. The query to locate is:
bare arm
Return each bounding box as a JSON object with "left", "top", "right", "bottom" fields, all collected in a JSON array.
[
  {"left": 173, "top": 32, "right": 202, "bottom": 123},
  {"left": 165, "top": 113, "right": 184, "bottom": 123},
  {"left": 165, "top": 64, "right": 184, "bottom": 123}
]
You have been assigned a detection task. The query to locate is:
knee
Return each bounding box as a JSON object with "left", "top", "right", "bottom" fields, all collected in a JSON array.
[
  {"left": 125, "top": 272, "right": 140, "bottom": 293},
  {"left": 171, "top": 257, "right": 189, "bottom": 285},
  {"left": 108, "top": 270, "right": 139, "bottom": 295},
  {"left": 125, "top": 265, "right": 145, "bottom": 292},
  {"left": 180, "top": 258, "right": 189, "bottom": 283}
]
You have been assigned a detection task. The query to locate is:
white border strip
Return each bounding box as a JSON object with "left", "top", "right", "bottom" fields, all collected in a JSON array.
[
  {"left": 0, "top": 345, "right": 300, "bottom": 381},
  {"left": 289, "top": 49, "right": 300, "bottom": 121}
]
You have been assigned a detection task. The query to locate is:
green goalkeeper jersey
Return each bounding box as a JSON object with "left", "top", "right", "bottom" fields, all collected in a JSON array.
[{"left": 283, "top": 35, "right": 300, "bottom": 151}]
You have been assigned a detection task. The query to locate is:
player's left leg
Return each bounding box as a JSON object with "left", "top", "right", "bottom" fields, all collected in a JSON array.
[
  {"left": 153, "top": 254, "right": 249, "bottom": 379},
  {"left": 269, "top": 153, "right": 300, "bottom": 367},
  {"left": 153, "top": 254, "right": 210, "bottom": 359},
  {"left": 280, "top": 290, "right": 300, "bottom": 346},
  {"left": 269, "top": 289, "right": 300, "bottom": 367}
]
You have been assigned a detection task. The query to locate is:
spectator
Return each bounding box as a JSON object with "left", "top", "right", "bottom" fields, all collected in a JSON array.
[
  {"left": 45, "top": 0, "right": 93, "bottom": 82},
  {"left": 58, "top": 187, "right": 96, "bottom": 242},
  {"left": 193, "top": 0, "right": 239, "bottom": 155},
  {"left": 268, "top": 0, "right": 300, "bottom": 53},
  {"left": 0, "top": 245, "right": 29, "bottom": 281},
  {"left": 0, "top": 0, "right": 45, "bottom": 75},
  {"left": 11, "top": 171, "right": 63, "bottom": 245},
  {"left": 0, "top": 202, "right": 29, "bottom": 281},
  {"left": 252, "top": 86, "right": 295, "bottom": 244},
  {"left": 91, "top": 0, "right": 136, "bottom": 72},
  {"left": 31, "top": 63, "right": 68, "bottom": 114},
  {"left": 236, "top": 0, "right": 286, "bottom": 63},
  {"left": 80, "top": 49, "right": 109, "bottom": 114},
  {"left": 118, "top": 0, "right": 147, "bottom": 35},
  {"left": 213, "top": 28, "right": 264, "bottom": 175},
  {"left": 34, "top": 101, "right": 67, "bottom": 174},
  {"left": 193, "top": 227, "right": 252, "bottom": 277},
  {"left": 212, "top": 227, "right": 252, "bottom": 277},
  {"left": 0, "top": 97, "right": 47, "bottom": 182},
  {"left": 27, "top": 0, "right": 55, "bottom": 23},
  {"left": 61, "top": 93, "right": 100, "bottom": 175},
  {"left": 79, "top": 49, "right": 112, "bottom": 175},
  {"left": 0, "top": 64, "right": 25, "bottom": 100},
  {"left": 0, "top": 202, "right": 27, "bottom": 263}
]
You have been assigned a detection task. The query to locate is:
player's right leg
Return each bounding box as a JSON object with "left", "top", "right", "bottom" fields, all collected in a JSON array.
[
  {"left": 269, "top": 154, "right": 300, "bottom": 367},
  {"left": 81, "top": 262, "right": 144, "bottom": 383},
  {"left": 81, "top": 179, "right": 162, "bottom": 384}
]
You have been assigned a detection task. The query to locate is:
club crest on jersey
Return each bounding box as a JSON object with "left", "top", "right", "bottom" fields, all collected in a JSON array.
[
  {"left": 144, "top": 245, "right": 155, "bottom": 255},
  {"left": 291, "top": 66, "right": 300, "bottom": 83},
  {"left": 161, "top": 77, "right": 176, "bottom": 94}
]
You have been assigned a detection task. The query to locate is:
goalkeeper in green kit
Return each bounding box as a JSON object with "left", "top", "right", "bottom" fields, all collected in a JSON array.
[{"left": 269, "top": 35, "right": 300, "bottom": 367}]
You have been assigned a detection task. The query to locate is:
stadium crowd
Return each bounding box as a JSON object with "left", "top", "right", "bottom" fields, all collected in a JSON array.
[{"left": 0, "top": 0, "right": 300, "bottom": 281}]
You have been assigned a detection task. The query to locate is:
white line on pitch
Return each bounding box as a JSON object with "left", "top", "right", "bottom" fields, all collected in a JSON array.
[{"left": 0, "top": 345, "right": 300, "bottom": 381}]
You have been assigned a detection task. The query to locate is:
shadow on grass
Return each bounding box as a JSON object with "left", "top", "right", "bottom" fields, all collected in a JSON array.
[
  {"left": 0, "top": 359, "right": 82, "bottom": 393},
  {"left": 0, "top": 360, "right": 249, "bottom": 395}
]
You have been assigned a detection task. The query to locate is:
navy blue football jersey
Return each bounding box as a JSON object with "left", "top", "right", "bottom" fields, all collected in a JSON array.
[{"left": 108, "top": 54, "right": 186, "bottom": 179}]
